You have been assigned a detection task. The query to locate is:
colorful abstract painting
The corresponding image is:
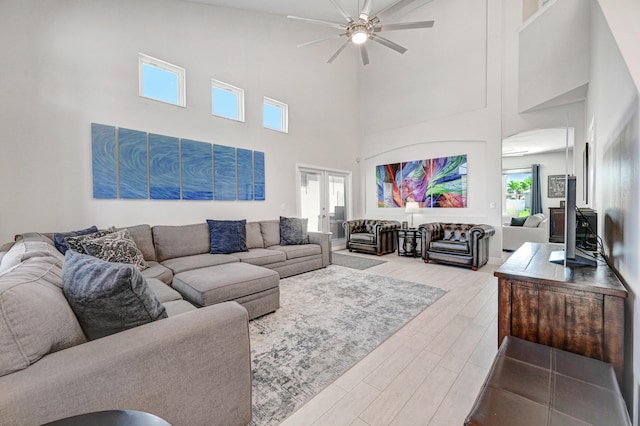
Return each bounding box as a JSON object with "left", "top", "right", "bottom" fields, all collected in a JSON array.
[
  {"left": 376, "top": 163, "right": 401, "bottom": 207},
  {"left": 377, "top": 155, "right": 467, "bottom": 208}
]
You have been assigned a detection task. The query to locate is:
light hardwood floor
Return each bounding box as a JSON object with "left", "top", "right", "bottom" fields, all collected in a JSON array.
[{"left": 279, "top": 250, "right": 503, "bottom": 426}]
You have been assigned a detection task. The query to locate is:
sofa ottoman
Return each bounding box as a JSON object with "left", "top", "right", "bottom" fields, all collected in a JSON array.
[{"left": 172, "top": 262, "right": 280, "bottom": 320}]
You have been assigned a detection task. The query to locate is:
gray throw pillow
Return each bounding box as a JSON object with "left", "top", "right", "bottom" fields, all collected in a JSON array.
[
  {"left": 207, "top": 219, "right": 248, "bottom": 254},
  {"left": 62, "top": 251, "right": 167, "bottom": 340},
  {"left": 53, "top": 226, "right": 98, "bottom": 254},
  {"left": 81, "top": 229, "right": 149, "bottom": 270},
  {"left": 280, "top": 216, "right": 309, "bottom": 245}
]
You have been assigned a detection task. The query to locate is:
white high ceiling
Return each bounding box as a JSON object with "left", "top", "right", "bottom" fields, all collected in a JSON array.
[
  {"left": 184, "top": 0, "right": 424, "bottom": 22},
  {"left": 502, "top": 128, "right": 575, "bottom": 157}
]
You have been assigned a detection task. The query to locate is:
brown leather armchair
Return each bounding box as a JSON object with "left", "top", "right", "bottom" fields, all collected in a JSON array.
[
  {"left": 419, "top": 222, "right": 495, "bottom": 270},
  {"left": 342, "top": 219, "right": 401, "bottom": 256}
]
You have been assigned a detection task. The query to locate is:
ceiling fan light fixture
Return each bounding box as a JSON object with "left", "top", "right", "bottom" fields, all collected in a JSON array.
[{"left": 351, "top": 30, "right": 368, "bottom": 44}]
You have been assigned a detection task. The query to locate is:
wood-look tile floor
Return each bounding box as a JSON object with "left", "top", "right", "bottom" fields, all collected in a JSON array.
[{"left": 279, "top": 250, "right": 504, "bottom": 426}]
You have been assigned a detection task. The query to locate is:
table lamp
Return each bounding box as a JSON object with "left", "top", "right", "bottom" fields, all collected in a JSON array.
[{"left": 405, "top": 201, "right": 420, "bottom": 228}]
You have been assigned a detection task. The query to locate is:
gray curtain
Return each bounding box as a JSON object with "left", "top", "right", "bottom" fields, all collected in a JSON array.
[{"left": 531, "top": 164, "right": 543, "bottom": 214}]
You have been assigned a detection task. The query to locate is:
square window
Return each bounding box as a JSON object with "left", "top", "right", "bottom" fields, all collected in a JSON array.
[
  {"left": 138, "top": 53, "right": 185, "bottom": 107},
  {"left": 211, "top": 80, "right": 244, "bottom": 122},
  {"left": 263, "top": 97, "right": 288, "bottom": 133}
]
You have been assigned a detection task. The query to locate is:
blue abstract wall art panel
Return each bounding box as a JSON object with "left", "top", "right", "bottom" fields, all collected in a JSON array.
[
  {"left": 91, "top": 123, "right": 264, "bottom": 201},
  {"left": 254, "top": 151, "right": 265, "bottom": 201},
  {"left": 214, "top": 144, "right": 237, "bottom": 201},
  {"left": 149, "top": 134, "right": 180, "bottom": 200},
  {"left": 118, "top": 128, "right": 149, "bottom": 199},
  {"left": 181, "top": 139, "right": 213, "bottom": 200},
  {"left": 91, "top": 123, "right": 118, "bottom": 199},
  {"left": 237, "top": 148, "right": 254, "bottom": 201}
]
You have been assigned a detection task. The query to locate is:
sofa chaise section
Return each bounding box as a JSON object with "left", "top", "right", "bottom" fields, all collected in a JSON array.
[
  {"left": 0, "top": 237, "right": 252, "bottom": 426},
  {"left": 0, "top": 302, "right": 252, "bottom": 426}
]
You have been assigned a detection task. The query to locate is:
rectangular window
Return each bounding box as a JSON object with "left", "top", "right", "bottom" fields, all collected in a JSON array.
[
  {"left": 138, "top": 53, "right": 186, "bottom": 107},
  {"left": 211, "top": 79, "right": 244, "bottom": 122},
  {"left": 503, "top": 169, "right": 532, "bottom": 218},
  {"left": 263, "top": 97, "right": 288, "bottom": 133}
]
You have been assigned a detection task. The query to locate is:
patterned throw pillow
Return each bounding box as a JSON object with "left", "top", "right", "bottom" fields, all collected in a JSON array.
[
  {"left": 81, "top": 229, "right": 149, "bottom": 270},
  {"left": 280, "top": 216, "right": 309, "bottom": 246},
  {"left": 64, "top": 228, "right": 115, "bottom": 254},
  {"left": 62, "top": 250, "right": 166, "bottom": 340},
  {"left": 207, "top": 219, "right": 248, "bottom": 254},
  {"left": 53, "top": 226, "right": 98, "bottom": 254}
]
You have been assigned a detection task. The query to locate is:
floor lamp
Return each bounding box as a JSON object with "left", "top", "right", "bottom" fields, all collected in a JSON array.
[{"left": 405, "top": 201, "right": 420, "bottom": 228}]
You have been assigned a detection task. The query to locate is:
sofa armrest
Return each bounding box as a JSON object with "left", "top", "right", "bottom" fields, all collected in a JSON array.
[
  {"left": 470, "top": 224, "right": 495, "bottom": 240},
  {"left": 0, "top": 302, "right": 252, "bottom": 426},
  {"left": 342, "top": 220, "right": 363, "bottom": 235},
  {"left": 309, "top": 231, "right": 331, "bottom": 267}
]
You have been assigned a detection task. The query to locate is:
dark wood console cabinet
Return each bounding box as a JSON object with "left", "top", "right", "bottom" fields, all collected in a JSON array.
[
  {"left": 494, "top": 242, "right": 627, "bottom": 385},
  {"left": 548, "top": 207, "right": 565, "bottom": 242}
]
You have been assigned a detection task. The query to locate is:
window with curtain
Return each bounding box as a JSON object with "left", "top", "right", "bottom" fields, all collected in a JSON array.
[{"left": 503, "top": 168, "right": 532, "bottom": 218}]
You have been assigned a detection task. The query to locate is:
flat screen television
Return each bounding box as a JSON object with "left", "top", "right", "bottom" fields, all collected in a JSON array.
[{"left": 549, "top": 175, "right": 597, "bottom": 267}]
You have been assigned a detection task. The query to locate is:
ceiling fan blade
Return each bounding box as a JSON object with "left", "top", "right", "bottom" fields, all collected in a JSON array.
[
  {"left": 287, "top": 15, "right": 346, "bottom": 30},
  {"left": 359, "top": 45, "right": 370, "bottom": 66},
  {"left": 297, "top": 34, "right": 346, "bottom": 48},
  {"left": 373, "top": 0, "right": 420, "bottom": 21},
  {"left": 327, "top": 40, "right": 350, "bottom": 63},
  {"left": 371, "top": 34, "right": 407, "bottom": 54},
  {"left": 375, "top": 20, "right": 434, "bottom": 32},
  {"left": 328, "top": 0, "right": 354, "bottom": 23},
  {"left": 360, "top": 0, "right": 373, "bottom": 20}
]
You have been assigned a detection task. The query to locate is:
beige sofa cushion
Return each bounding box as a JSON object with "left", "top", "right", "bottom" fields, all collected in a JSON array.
[
  {"left": 153, "top": 223, "right": 210, "bottom": 262},
  {"left": 260, "top": 220, "right": 280, "bottom": 247},
  {"left": 246, "top": 222, "right": 264, "bottom": 249},
  {"left": 0, "top": 257, "right": 86, "bottom": 376}
]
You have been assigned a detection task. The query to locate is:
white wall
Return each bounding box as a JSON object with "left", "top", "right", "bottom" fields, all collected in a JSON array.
[
  {"left": 0, "top": 0, "right": 360, "bottom": 242},
  {"left": 356, "top": 0, "right": 504, "bottom": 261},
  {"left": 517, "top": 0, "right": 590, "bottom": 113},
  {"left": 589, "top": 1, "right": 640, "bottom": 420}
]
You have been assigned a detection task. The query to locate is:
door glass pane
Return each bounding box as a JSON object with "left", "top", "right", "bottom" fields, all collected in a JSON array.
[
  {"left": 300, "top": 171, "right": 322, "bottom": 232},
  {"left": 328, "top": 174, "right": 346, "bottom": 239}
]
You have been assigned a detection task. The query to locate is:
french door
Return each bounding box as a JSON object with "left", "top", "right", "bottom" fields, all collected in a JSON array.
[{"left": 297, "top": 166, "right": 350, "bottom": 244}]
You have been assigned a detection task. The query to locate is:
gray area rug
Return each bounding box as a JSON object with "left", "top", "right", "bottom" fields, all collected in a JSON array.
[
  {"left": 249, "top": 265, "right": 446, "bottom": 426},
  {"left": 331, "top": 252, "right": 387, "bottom": 270}
]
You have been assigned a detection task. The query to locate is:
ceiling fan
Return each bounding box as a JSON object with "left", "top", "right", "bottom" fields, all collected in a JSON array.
[{"left": 288, "top": 0, "right": 435, "bottom": 66}]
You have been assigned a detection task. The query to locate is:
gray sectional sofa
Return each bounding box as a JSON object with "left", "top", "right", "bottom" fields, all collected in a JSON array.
[{"left": 0, "top": 219, "right": 330, "bottom": 426}]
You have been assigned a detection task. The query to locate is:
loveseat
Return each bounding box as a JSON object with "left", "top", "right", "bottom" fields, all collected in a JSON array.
[
  {"left": 0, "top": 218, "right": 330, "bottom": 425},
  {"left": 502, "top": 213, "right": 548, "bottom": 251},
  {"left": 342, "top": 219, "right": 401, "bottom": 255},
  {"left": 419, "top": 222, "right": 495, "bottom": 270}
]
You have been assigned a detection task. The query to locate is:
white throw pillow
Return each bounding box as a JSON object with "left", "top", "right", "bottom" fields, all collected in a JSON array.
[{"left": 523, "top": 215, "right": 543, "bottom": 228}]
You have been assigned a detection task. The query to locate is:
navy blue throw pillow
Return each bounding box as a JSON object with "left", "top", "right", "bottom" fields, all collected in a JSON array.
[
  {"left": 54, "top": 226, "right": 99, "bottom": 254},
  {"left": 280, "top": 216, "right": 309, "bottom": 245},
  {"left": 510, "top": 217, "right": 527, "bottom": 227},
  {"left": 207, "top": 219, "right": 248, "bottom": 254}
]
